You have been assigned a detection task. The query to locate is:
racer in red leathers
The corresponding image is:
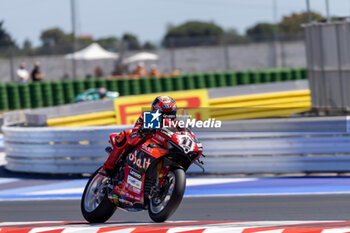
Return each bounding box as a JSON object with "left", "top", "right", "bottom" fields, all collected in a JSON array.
[{"left": 100, "top": 95, "right": 177, "bottom": 176}]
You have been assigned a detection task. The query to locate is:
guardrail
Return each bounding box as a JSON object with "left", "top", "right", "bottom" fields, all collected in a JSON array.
[
  {"left": 3, "top": 116, "right": 350, "bottom": 175},
  {"left": 45, "top": 89, "right": 311, "bottom": 127},
  {"left": 209, "top": 89, "right": 311, "bottom": 121},
  {"left": 46, "top": 111, "right": 116, "bottom": 127}
]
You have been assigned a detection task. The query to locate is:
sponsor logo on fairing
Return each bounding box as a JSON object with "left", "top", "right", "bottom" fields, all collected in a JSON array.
[
  {"left": 127, "top": 175, "right": 142, "bottom": 189},
  {"left": 154, "top": 134, "right": 166, "bottom": 142},
  {"left": 128, "top": 150, "right": 151, "bottom": 170},
  {"left": 141, "top": 144, "right": 153, "bottom": 154},
  {"left": 129, "top": 169, "right": 142, "bottom": 180}
]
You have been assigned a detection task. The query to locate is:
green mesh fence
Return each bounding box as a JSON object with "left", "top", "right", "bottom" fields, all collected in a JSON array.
[
  {"left": 151, "top": 77, "right": 162, "bottom": 93},
  {"left": 96, "top": 78, "right": 107, "bottom": 88},
  {"left": 193, "top": 73, "right": 206, "bottom": 89},
  {"left": 130, "top": 79, "right": 141, "bottom": 95},
  {"left": 18, "top": 84, "right": 31, "bottom": 109},
  {"left": 73, "top": 80, "right": 85, "bottom": 95},
  {"left": 237, "top": 71, "right": 250, "bottom": 85},
  {"left": 140, "top": 77, "right": 152, "bottom": 94},
  {"left": 161, "top": 76, "right": 173, "bottom": 92},
  {"left": 249, "top": 71, "right": 261, "bottom": 84},
  {"left": 0, "top": 68, "right": 309, "bottom": 111},
  {"left": 84, "top": 79, "right": 96, "bottom": 89},
  {"left": 204, "top": 73, "right": 216, "bottom": 88},
  {"left": 214, "top": 72, "right": 227, "bottom": 87},
  {"left": 41, "top": 82, "right": 53, "bottom": 107},
  {"left": 29, "top": 82, "right": 43, "bottom": 108},
  {"left": 0, "top": 83, "right": 9, "bottom": 110},
  {"left": 62, "top": 80, "right": 75, "bottom": 104},
  {"left": 183, "top": 74, "right": 196, "bottom": 90},
  {"left": 52, "top": 81, "right": 65, "bottom": 106},
  {"left": 117, "top": 78, "right": 130, "bottom": 96},
  {"left": 225, "top": 72, "right": 237, "bottom": 86},
  {"left": 107, "top": 79, "right": 118, "bottom": 92},
  {"left": 173, "top": 75, "right": 185, "bottom": 91}
]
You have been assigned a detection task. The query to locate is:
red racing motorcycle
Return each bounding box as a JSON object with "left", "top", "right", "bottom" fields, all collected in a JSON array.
[{"left": 81, "top": 126, "right": 205, "bottom": 223}]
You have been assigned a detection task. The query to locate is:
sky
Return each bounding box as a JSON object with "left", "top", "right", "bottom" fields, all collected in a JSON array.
[{"left": 1, "top": 0, "right": 350, "bottom": 47}]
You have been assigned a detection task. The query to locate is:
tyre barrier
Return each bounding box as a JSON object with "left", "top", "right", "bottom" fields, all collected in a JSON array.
[
  {"left": 0, "top": 68, "right": 307, "bottom": 111},
  {"left": 3, "top": 116, "right": 350, "bottom": 175}
]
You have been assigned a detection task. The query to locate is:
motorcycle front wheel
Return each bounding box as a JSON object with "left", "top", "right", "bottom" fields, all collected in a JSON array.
[
  {"left": 148, "top": 168, "right": 186, "bottom": 222},
  {"left": 81, "top": 167, "right": 116, "bottom": 223}
]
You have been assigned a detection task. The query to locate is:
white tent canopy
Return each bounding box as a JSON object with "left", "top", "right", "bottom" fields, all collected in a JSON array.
[
  {"left": 123, "top": 52, "right": 159, "bottom": 64},
  {"left": 65, "top": 42, "right": 119, "bottom": 60}
]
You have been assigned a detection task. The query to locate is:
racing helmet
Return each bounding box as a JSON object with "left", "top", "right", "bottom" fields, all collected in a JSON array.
[{"left": 151, "top": 95, "right": 177, "bottom": 118}]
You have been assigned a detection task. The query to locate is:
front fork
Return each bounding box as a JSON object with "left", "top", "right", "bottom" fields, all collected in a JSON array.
[{"left": 148, "top": 160, "right": 170, "bottom": 199}]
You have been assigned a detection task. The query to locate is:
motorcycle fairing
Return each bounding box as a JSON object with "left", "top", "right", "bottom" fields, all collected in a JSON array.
[
  {"left": 111, "top": 165, "right": 145, "bottom": 210},
  {"left": 125, "top": 148, "right": 156, "bottom": 173},
  {"left": 139, "top": 139, "right": 169, "bottom": 159},
  {"left": 110, "top": 127, "right": 203, "bottom": 211}
]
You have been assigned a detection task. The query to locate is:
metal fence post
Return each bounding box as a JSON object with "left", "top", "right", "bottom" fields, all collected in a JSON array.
[{"left": 335, "top": 24, "right": 346, "bottom": 109}]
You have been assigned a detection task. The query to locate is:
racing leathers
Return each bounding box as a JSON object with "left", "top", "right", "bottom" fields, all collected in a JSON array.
[{"left": 103, "top": 114, "right": 151, "bottom": 172}]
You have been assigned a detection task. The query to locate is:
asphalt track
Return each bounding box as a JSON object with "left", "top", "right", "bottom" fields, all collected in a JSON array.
[{"left": 1, "top": 194, "right": 350, "bottom": 222}]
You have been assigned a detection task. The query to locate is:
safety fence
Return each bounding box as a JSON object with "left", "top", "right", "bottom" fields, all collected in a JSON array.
[
  {"left": 305, "top": 21, "right": 350, "bottom": 111},
  {"left": 0, "top": 68, "right": 307, "bottom": 111},
  {"left": 3, "top": 116, "right": 350, "bottom": 175}
]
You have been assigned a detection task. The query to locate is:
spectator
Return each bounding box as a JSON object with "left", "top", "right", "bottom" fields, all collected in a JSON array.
[
  {"left": 94, "top": 66, "right": 104, "bottom": 78},
  {"left": 171, "top": 69, "right": 181, "bottom": 77},
  {"left": 31, "top": 62, "right": 44, "bottom": 81},
  {"left": 149, "top": 64, "right": 160, "bottom": 77},
  {"left": 17, "top": 62, "right": 29, "bottom": 84},
  {"left": 62, "top": 73, "right": 70, "bottom": 79},
  {"left": 131, "top": 62, "right": 147, "bottom": 77},
  {"left": 113, "top": 64, "right": 128, "bottom": 76}
]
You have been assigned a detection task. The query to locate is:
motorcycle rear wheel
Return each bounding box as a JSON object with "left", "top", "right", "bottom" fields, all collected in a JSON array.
[
  {"left": 148, "top": 168, "right": 186, "bottom": 222},
  {"left": 81, "top": 167, "right": 116, "bottom": 223}
]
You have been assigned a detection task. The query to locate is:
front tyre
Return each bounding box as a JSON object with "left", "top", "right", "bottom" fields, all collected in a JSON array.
[
  {"left": 148, "top": 168, "right": 186, "bottom": 222},
  {"left": 81, "top": 167, "right": 116, "bottom": 223}
]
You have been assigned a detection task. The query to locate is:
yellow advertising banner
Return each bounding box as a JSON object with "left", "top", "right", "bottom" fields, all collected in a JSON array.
[{"left": 114, "top": 89, "right": 210, "bottom": 125}]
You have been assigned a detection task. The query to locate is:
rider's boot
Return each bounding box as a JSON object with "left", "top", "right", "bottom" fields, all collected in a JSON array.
[
  {"left": 100, "top": 131, "right": 130, "bottom": 177},
  {"left": 100, "top": 146, "right": 127, "bottom": 177}
]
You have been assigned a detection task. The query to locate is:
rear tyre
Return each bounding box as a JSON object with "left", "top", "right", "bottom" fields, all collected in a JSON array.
[
  {"left": 81, "top": 167, "right": 116, "bottom": 223},
  {"left": 148, "top": 168, "right": 186, "bottom": 222}
]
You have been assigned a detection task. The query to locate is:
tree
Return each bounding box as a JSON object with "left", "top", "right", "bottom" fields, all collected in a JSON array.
[
  {"left": 278, "top": 11, "right": 324, "bottom": 36},
  {"left": 23, "top": 39, "right": 32, "bottom": 50},
  {"left": 0, "top": 21, "right": 16, "bottom": 49},
  {"left": 142, "top": 41, "right": 156, "bottom": 50},
  {"left": 162, "top": 21, "right": 224, "bottom": 47},
  {"left": 21, "top": 39, "right": 34, "bottom": 55},
  {"left": 39, "top": 27, "right": 72, "bottom": 54},
  {"left": 246, "top": 23, "right": 275, "bottom": 42},
  {"left": 122, "top": 33, "right": 140, "bottom": 50},
  {"left": 222, "top": 28, "right": 249, "bottom": 45},
  {"left": 96, "top": 36, "right": 119, "bottom": 51},
  {"left": 40, "top": 27, "right": 69, "bottom": 47}
]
